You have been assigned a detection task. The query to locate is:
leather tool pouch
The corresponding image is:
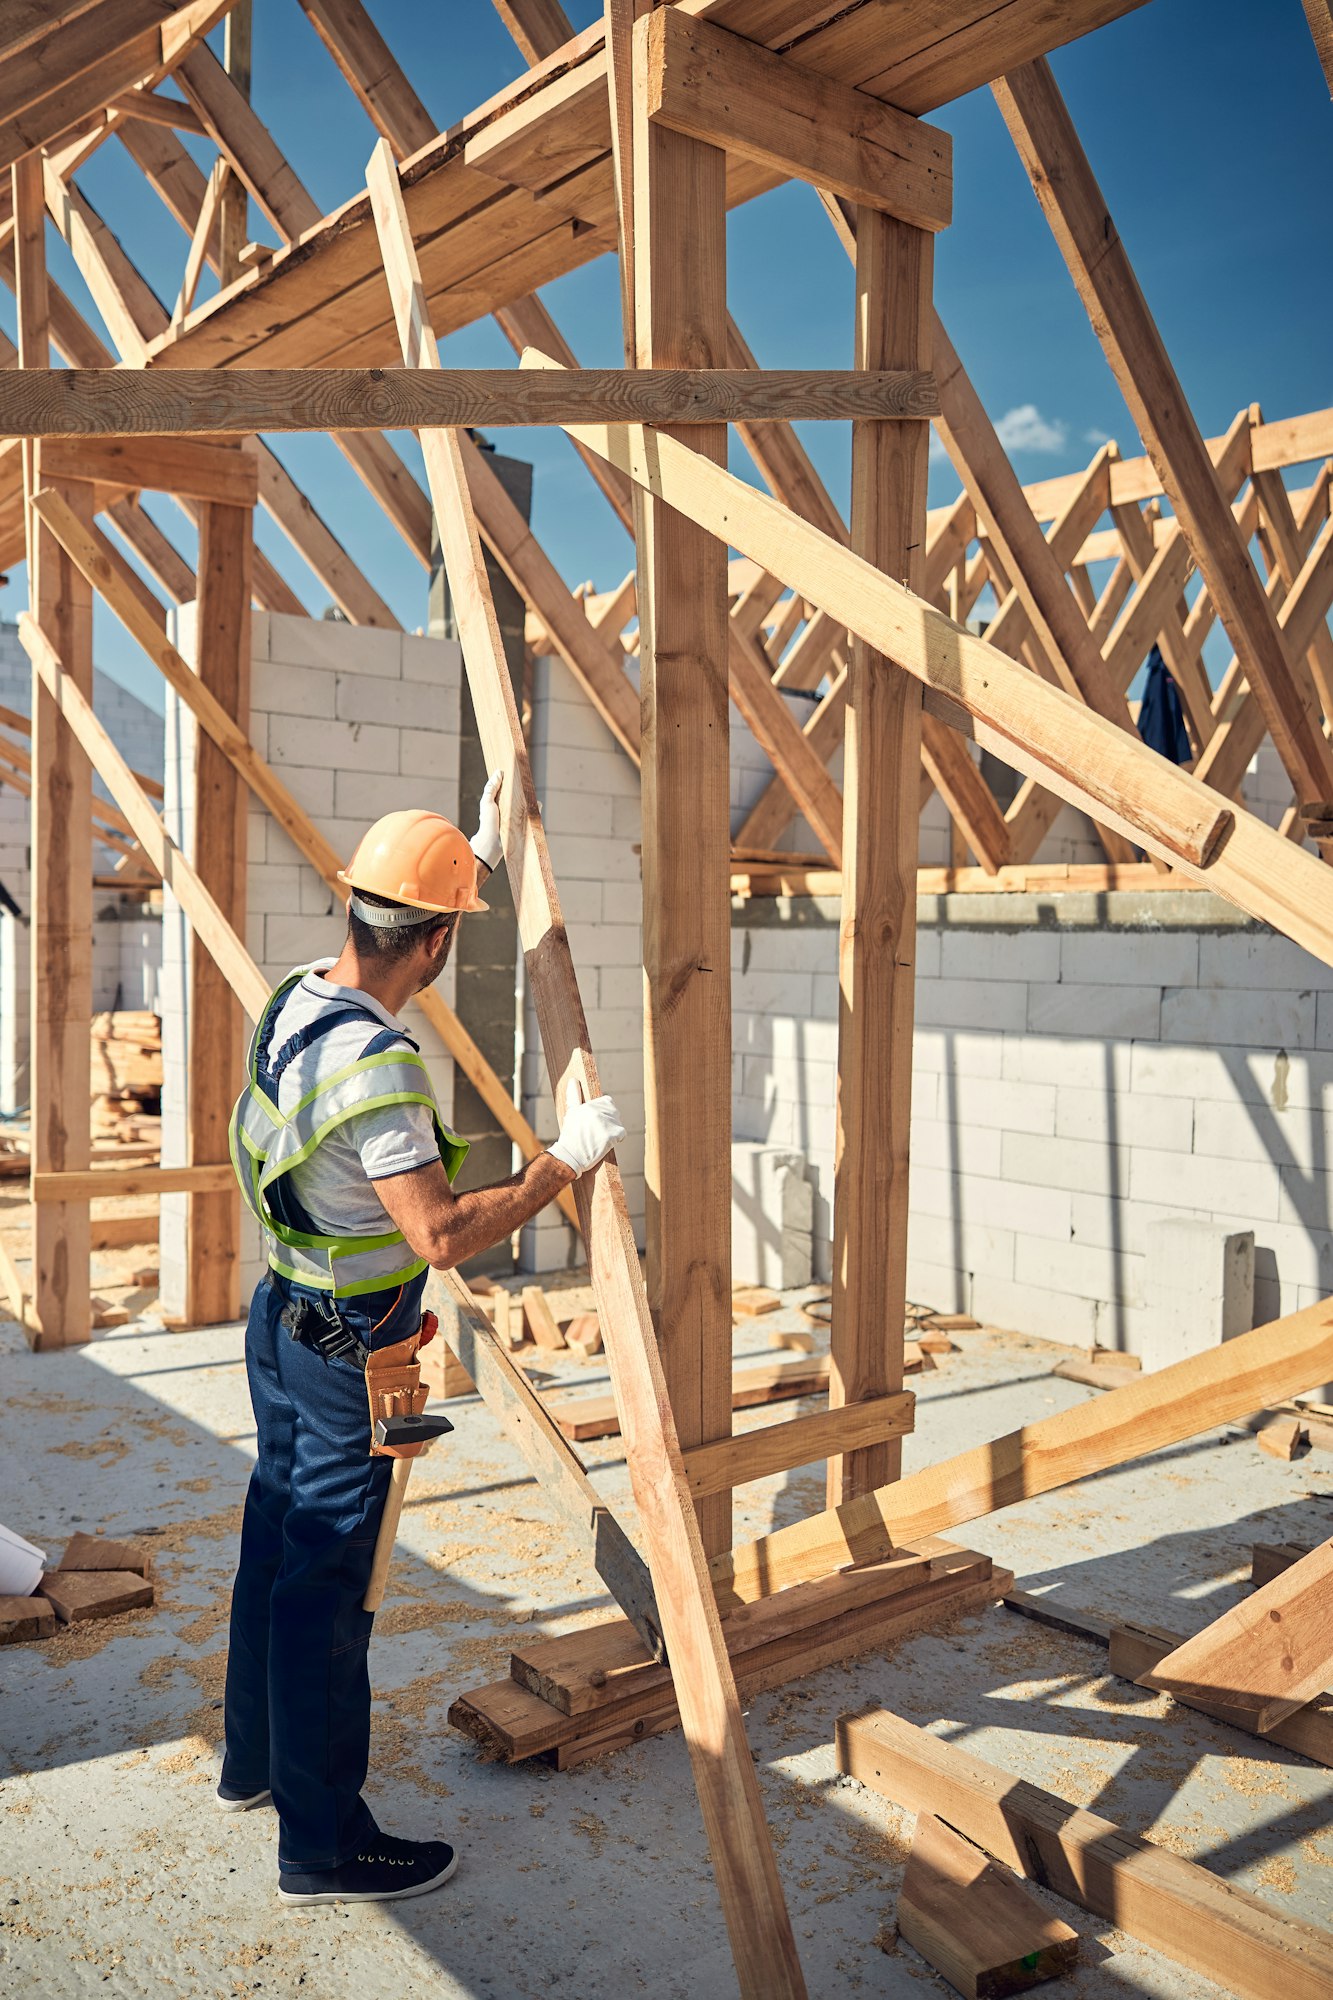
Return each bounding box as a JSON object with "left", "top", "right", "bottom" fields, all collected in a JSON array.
[{"left": 364, "top": 1330, "right": 431, "bottom": 1459}]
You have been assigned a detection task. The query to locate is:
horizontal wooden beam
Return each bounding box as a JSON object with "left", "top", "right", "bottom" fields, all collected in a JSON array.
[
  {"left": 33, "top": 1161, "right": 235, "bottom": 1203},
  {"left": 644, "top": 8, "right": 952, "bottom": 233},
  {"left": 681, "top": 1393, "right": 914, "bottom": 1498},
  {"left": 39, "top": 434, "right": 259, "bottom": 505},
  {"left": 0, "top": 366, "right": 941, "bottom": 436}
]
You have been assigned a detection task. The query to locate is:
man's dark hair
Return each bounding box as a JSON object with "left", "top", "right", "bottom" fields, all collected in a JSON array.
[{"left": 347, "top": 889, "right": 456, "bottom": 965}]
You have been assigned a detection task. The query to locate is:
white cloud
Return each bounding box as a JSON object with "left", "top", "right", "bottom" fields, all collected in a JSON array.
[
  {"left": 1083, "top": 425, "right": 1115, "bottom": 446},
  {"left": 993, "top": 403, "right": 1067, "bottom": 454}
]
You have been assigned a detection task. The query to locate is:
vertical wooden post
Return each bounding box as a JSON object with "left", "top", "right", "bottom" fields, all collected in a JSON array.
[
  {"left": 632, "top": 35, "right": 733, "bottom": 1554},
  {"left": 827, "top": 211, "right": 932, "bottom": 1505},
  {"left": 15, "top": 152, "right": 93, "bottom": 1350},
  {"left": 185, "top": 499, "right": 251, "bottom": 1325},
  {"left": 218, "top": 0, "right": 252, "bottom": 285}
]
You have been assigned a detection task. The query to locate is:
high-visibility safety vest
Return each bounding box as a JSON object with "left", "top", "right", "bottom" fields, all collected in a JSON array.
[{"left": 229, "top": 970, "right": 469, "bottom": 1298}]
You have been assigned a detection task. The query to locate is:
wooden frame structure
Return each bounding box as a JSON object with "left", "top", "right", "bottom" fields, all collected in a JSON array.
[{"left": 4, "top": 3, "right": 1333, "bottom": 1992}]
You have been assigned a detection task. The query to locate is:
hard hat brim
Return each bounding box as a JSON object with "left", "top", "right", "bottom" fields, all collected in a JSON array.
[{"left": 337, "top": 867, "right": 488, "bottom": 916}]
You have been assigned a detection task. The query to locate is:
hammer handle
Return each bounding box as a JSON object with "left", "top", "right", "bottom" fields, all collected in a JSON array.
[{"left": 363, "top": 1455, "right": 413, "bottom": 1613}]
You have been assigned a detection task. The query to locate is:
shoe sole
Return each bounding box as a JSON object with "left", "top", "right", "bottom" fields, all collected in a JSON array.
[
  {"left": 216, "top": 1789, "right": 273, "bottom": 1814},
  {"left": 277, "top": 1852, "right": 458, "bottom": 1906}
]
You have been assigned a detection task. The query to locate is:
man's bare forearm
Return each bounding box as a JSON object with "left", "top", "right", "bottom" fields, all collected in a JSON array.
[{"left": 427, "top": 1152, "right": 575, "bottom": 1269}]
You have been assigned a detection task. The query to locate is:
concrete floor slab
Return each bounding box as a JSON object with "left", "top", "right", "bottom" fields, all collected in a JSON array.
[{"left": 0, "top": 1303, "right": 1330, "bottom": 1997}]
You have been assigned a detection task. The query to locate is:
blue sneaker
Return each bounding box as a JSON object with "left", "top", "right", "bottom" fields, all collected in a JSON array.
[
  {"left": 216, "top": 1783, "right": 272, "bottom": 1813},
  {"left": 278, "top": 1834, "right": 458, "bottom": 1905}
]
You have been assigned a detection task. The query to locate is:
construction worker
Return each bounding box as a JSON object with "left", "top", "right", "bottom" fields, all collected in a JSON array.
[{"left": 220, "top": 773, "right": 625, "bottom": 1906}]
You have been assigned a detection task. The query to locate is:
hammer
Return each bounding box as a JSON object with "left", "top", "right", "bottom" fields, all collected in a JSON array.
[{"left": 362, "top": 1316, "right": 453, "bottom": 1613}]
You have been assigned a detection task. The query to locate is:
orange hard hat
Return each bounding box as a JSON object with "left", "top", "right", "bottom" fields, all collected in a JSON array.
[{"left": 338, "top": 809, "right": 488, "bottom": 917}]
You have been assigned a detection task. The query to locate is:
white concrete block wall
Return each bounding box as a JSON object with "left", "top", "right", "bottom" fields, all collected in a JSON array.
[
  {"left": 159, "top": 610, "right": 463, "bottom": 1319},
  {"left": 732, "top": 892, "right": 1333, "bottom": 1353}
]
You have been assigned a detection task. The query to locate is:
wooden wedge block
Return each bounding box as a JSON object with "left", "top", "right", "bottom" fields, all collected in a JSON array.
[
  {"left": 89, "top": 1296, "right": 130, "bottom": 1329},
  {"left": 522, "top": 1284, "right": 566, "bottom": 1351},
  {"left": 732, "top": 1286, "right": 782, "bottom": 1318},
  {"left": 896, "top": 1810, "right": 1079, "bottom": 1996},
  {"left": 59, "top": 1531, "right": 150, "bottom": 1577},
  {"left": 40, "top": 1569, "right": 153, "bottom": 1623},
  {"left": 838, "top": 1708, "right": 1333, "bottom": 2000},
  {"left": 917, "top": 1332, "right": 956, "bottom": 1355},
  {"left": 565, "top": 1312, "right": 603, "bottom": 1357},
  {"left": 1257, "top": 1417, "right": 1309, "bottom": 1460},
  {"left": 1051, "top": 1355, "right": 1142, "bottom": 1391},
  {"left": 922, "top": 1314, "right": 980, "bottom": 1332},
  {"left": 0, "top": 1593, "right": 56, "bottom": 1644},
  {"left": 129, "top": 1265, "right": 159, "bottom": 1289},
  {"left": 1108, "top": 1619, "right": 1333, "bottom": 1770},
  {"left": 1140, "top": 1536, "right": 1333, "bottom": 1733}
]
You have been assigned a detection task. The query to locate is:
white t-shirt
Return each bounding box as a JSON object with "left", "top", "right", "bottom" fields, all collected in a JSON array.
[{"left": 264, "top": 959, "right": 440, "bottom": 1239}]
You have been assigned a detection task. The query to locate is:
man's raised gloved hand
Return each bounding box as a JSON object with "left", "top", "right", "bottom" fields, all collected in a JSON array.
[
  {"left": 546, "top": 1079, "right": 626, "bottom": 1178},
  {"left": 470, "top": 769, "right": 504, "bottom": 874}
]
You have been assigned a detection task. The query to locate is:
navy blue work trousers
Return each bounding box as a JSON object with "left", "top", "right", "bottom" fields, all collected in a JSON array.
[{"left": 221, "top": 1270, "right": 426, "bottom": 1873}]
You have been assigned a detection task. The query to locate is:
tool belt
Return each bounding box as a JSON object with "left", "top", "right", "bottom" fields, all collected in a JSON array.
[{"left": 282, "top": 1294, "right": 451, "bottom": 1461}]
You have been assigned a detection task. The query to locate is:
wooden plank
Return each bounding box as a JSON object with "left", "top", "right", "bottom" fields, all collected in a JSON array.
[
  {"left": 710, "top": 1299, "right": 1333, "bottom": 1608},
  {"left": 170, "top": 153, "right": 228, "bottom": 328},
  {"left": 0, "top": 365, "right": 941, "bottom": 437},
  {"left": 522, "top": 1282, "right": 566, "bottom": 1351},
  {"left": 185, "top": 500, "right": 249, "bottom": 1326},
  {"left": 994, "top": 59, "right": 1333, "bottom": 815},
  {"left": 682, "top": 1391, "right": 914, "bottom": 1496},
  {"left": 365, "top": 133, "right": 805, "bottom": 2000},
  {"left": 838, "top": 1709, "right": 1333, "bottom": 2000},
  {"left": 33, "top": 1161, "right": 234, "bottom": 1202},
  {"left": 454, "top": 1553, "right": 1010, "bottom": 1766},
  {"left": 629, "top": 29, "right": 735, "bottom": 1562},
  {"left": 1252, "top": 1541, "right": 1313, "bottom": 1589},
  {"left": 829, "top": 206, "right": 930, "bottom": 1507},
  {"left": 295, "top": 0, "right": 436, "bottom": 159},
  {"left": 247, "top": 438, "right": 400, "bottom": 629},
  {"left": 495, "top": 291, "right": 637, "bottom": 533},
  {"left": 216, "top": 0, "right": 250, "bottom": 284},
  {"left": 90, "top": 1210, "right": 159, "bottom": 1248},
  {"left": 534, "top": 364, "right": 1333, "bottom": 966},
  {"left": 436, "top": 1268, "right": 663, "bottom": 1660},
  {"left": 491, "top": 0, "right": 574, "bottom": 65},
  {"left": 726, "top": 615, "right": 843, "bottom": 866},
  {"left": 556, "top": 1353, "right": 835, "bottom": 1442},
  {"left": 645, "top": 9, "right": 952, "bottom": 232},
  {"left": 22, "top": 612, "right": 269, "bottom": 1023},
  {"left": 1140, "top": 1537, "right": 1333, "bottom": 1732},
  {"left": 35, "top": 436, "right": 259, "bottom": 507},
  {"left": 897, "top": 1810, "right": 1080, "bottom": 1997},
  {"left": 17, "top": 145, "right": 93, "bottom": 1353},
  {"left": 511, "top": 1543, "right": 960, "bottom": 1716},
  {"left": 1107, "top": 1620, "right": 1333, "bottom": 1770}
]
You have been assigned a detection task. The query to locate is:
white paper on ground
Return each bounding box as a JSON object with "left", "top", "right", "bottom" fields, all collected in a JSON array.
[{"left": 0, "top": 1521, "right": 47, "bottom": 1596}]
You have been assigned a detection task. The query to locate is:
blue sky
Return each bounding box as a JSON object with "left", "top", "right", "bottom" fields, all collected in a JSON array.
[{"left": 2, "top": 0, "right": 1329, "bottom": 710}]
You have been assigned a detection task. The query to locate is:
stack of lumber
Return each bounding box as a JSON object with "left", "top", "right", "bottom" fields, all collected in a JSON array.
[
  {"left": 449, "top": 1539, "right": 1011, "bottom": 1769},
  {"left": 90, "top": 1010, "right": 162, "bottom": 1146},
  {"left": 0, "top": 1531, "right": 153, "bottom": 1644}
]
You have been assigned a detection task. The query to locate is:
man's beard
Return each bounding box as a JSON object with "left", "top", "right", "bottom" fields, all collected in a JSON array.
[{"left": 415, "top": 922, "right": 458, "bottom": 993}]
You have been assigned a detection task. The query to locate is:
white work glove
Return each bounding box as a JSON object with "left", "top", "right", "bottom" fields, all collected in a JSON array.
[
  {"left": 470, "top": 769, "right": 504, "bottom": 874},
  {"left": 547, "top": 1079, "right": 626, "bottom": 1177}
]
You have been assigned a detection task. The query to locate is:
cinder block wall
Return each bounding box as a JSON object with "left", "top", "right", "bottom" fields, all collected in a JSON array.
[
  {"left": 159, "top": 610, "right": 464, "bottom": 1320},
  {"left": 733, "top": 889, "right": 1333, "bottom": 1349}
]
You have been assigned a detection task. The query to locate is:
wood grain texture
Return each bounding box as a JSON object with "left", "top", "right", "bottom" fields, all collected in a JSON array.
[
  {"left": 1140, "top": 1537, "right": 1333, "bottom": 1732},
  {"left": 365, "top": 136, "right": 805, "bottom": 2000},
  {"left": 1108, "top": 1619, "right": 1333, "bottom": 1769},
  {"left": 185, "top": 499, "right": 249, "bottom": 1326},
  {"left": 682, "top": 1390, "right": 914, "bottom": 1496},
  {"left": 897, "top": 1811, "right": 1079, "bottom": 1997},
  {"left": 710, "top": 1299, "right": 1333, "bottom": 1607},
  {"left": 840, "top": 1709, "right": 1333, "bottom": 2000},
  {"left": 533, "top": 367, "right": 1333, "bottom": 962},
  {"left": 646, "top": 8, "right": 952, "bottom": 231},
  {"left": 828, "top": 208, "right": 931, "bottom": 1506},
  {"left": 0, "top": 365, "right": 940, "bottom": 436},
  {"left": 631, "top": 40, "right": 736, "bottom": 1561}
]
